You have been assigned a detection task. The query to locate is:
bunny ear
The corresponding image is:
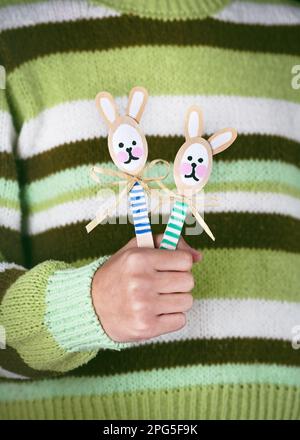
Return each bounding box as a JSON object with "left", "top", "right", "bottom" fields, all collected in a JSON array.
[
  {"left": 95, "top": 92, "right": 119, "bottom": 127},
  {"left": 184, "top": 106, "right": 204, "bottom": 140},
  {"left": 208, "top": 128, "right": 237, "bottom": 155},
  {"left": 126, "top": 86, "right": 148, "bottom": 122}
]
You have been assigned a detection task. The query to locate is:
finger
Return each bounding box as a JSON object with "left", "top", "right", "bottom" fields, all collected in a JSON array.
[
  {"left": 156, "top": 293, "right": 194, "bottom": 314},
  {"left": 152, "top": 233, "right": 165, "bottom": 248},
  {"left": 122, "top": 235, "right": 202, "bottom": 265},
  {"left": 153, "top": 313, "right": 187, "bottom": 337},
  {"left": 176, "top": 237, "right": 203, "bottom": 263},
  {"left": 153, "top": 234, "right": 202, "bottom": 263},
  {"left": 151, "top": 249, "right": 193, "bottom": 272},
  {"left": 154, "top": 271, "right": 194, "bottom": 293}
]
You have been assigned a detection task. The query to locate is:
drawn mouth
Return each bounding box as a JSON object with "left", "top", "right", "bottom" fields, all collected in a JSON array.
[
  {"left": 124, "top": 148, "right": 139, "bottom": 164},
  {"left": 184, "top": 164, "right": 199, "bottom": 182}
]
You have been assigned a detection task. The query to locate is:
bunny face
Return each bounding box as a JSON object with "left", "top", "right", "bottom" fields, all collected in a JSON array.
[
  {"left": 108, "top": 117, "right": 148, "bottom": 174},
  {"left": 174, "top": 106, "right": 237, "bottom": 195},
  {"left": 96, "top": 87, "right": 149, "bottom": 176},
  {"left": 174, "top": 139, "right": 212, "bottom": 191}
]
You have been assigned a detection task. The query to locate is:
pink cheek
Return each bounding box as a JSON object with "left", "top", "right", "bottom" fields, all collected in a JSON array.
[
  {"left": 180, "top": 163, "right": 192, "bottom": 175},
  {"left": 117, "top": 151, "right": 128, "bottom": 163},
  {"left": 195, "top": 165, "right": 208, "bottom": 179},
  {"left": 132, "top": 147, "right": 143, "bottom": 158}
]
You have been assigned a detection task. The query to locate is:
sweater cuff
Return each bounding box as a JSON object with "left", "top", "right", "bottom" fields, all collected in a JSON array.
[{"left": 45, "top": 257, "right": 131, "bottom": 352}]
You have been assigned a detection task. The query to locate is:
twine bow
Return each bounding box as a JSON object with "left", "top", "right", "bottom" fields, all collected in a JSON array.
[
  {"left": 86, "top": 159, "right": 170, "bottom": 233},
  {"left": 155, "top": 180, "right": 216, "bottom": 241}
]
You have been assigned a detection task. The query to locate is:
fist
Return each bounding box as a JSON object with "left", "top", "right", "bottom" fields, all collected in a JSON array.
[{"left": 91, "top": 235, "right": 202, "bottom": 343}]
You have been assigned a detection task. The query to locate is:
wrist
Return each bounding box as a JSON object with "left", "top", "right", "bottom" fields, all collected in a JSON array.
[{"left": 45, "top": 257, "right": 130, "bottom": 352}]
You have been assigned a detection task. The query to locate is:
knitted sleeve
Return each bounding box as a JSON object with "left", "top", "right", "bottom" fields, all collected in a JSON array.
[{"left": 0, "top": 90, "right": 128, "bottom": 379}]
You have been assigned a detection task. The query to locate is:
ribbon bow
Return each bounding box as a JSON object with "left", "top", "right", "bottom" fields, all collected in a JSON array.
[
  {"left": 155, "top": 180, "right": 216, "bottom": 241},
  {"left": 86, "top": 159, "right": 170, "bottom": 233}
]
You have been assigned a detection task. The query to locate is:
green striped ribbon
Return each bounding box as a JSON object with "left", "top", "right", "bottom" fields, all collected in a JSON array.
[{"left": 160, "top": 201, "right": 188, "bottom": 250}]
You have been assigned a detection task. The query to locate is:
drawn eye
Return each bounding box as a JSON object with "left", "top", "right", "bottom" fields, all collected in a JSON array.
[
  {"left": 198, "top": 158, "right": 203, "bottom": 163},
  {"left": 187, "top": 156, "right": 193, "bottom": 161},
  {"left": 118, "top": 142, "right": 124, "bottom": 148},
  {"left": 132, "top": 140, "right": 136, "bottom": 145}
]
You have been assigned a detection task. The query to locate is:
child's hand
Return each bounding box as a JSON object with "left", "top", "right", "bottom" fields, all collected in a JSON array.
[{"left": 91, "top": 235, "right": 202, "bottom": 343}]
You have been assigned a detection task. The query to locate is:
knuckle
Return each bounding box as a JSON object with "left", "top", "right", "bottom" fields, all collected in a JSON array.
[
  {"left": 132, "top": 315, "right": 152, "bottom": 338},
  {"left": 124, "top": 249, "right": 142, "bottom": 270},
  {"left": 128, "top": 275, "right": 151, "bottom": 297},
  {"left": 128, "top": 278, "right": 142, "bottom": 296},
  {"left": 130, "top": 297, "right": 147, "bottom": 314}
]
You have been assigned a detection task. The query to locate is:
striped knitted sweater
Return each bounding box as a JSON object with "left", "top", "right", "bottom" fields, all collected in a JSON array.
[{"left": 0, "top": 0, "right": 300, "bottom": 420}]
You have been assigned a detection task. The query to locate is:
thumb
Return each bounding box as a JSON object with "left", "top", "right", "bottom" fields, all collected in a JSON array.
[
  {"left": 176, "top": 236, "right": 203, "bottom": 263},
  {"left": 153, "top": 234, "right": 203, "bottom": 263}
]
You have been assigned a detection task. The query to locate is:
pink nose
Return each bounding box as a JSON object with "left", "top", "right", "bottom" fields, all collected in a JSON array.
[{"left": 196, "top": 164, "right": 207, "bottom": 178}]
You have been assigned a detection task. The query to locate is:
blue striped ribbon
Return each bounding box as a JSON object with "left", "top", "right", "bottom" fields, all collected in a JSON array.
[{"left": 129, "top": 182, "right": 154, "bottom": 246}]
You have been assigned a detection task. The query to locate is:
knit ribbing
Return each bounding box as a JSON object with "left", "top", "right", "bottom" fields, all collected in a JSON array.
[
  {"left": 0, "top": 261, "right": 104, "bottom": 372},
  {"left": 91, "top": 0, "right": 231, "bottom": 20},
  {"left": 45, "top": 257, "right": 131, "bottom": 352},
  {"left": 0, "top": 383, "right": 299, "bottom": 420}
]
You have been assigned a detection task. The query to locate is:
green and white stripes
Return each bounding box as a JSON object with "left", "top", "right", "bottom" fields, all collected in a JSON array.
[
  {"left": 2, "top": 363, "right": 300, "bottom": 402},
  {"left": 7, "top": 49, "right": 300, "bottom": 125},
  {"left": 160, "top": 201, "right": 188, "bottom": 250},
  {"left": 14, "top": 97, "right": 300, "bottom": 160}
]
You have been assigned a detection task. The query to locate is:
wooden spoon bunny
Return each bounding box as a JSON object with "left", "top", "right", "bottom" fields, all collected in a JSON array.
[
  {"left": 86, "top": 86, "right": 154, "bottom": 248},
  {"left": 160, "top": 106, "right": 237, "bottom": 250}
]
